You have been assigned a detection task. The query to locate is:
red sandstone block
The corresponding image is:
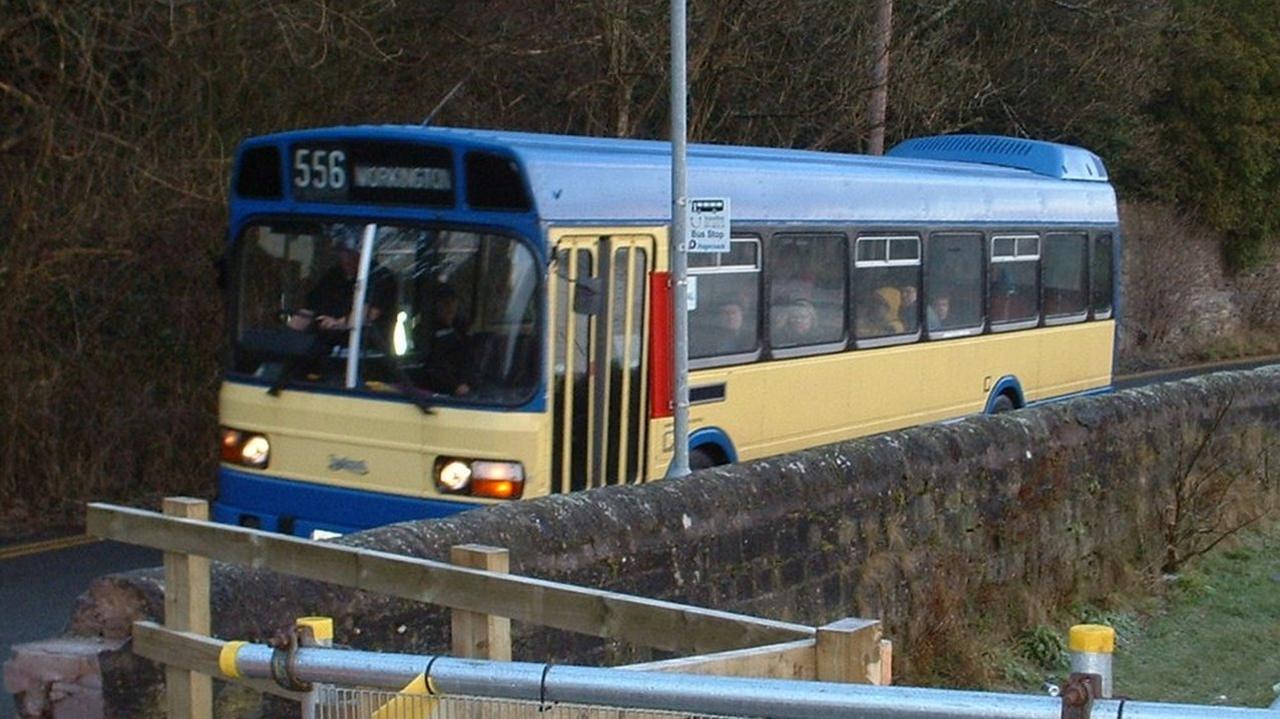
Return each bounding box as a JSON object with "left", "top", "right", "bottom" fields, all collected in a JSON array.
[{"left": 4, "top": 637, "right": 124, "bottom": 719}]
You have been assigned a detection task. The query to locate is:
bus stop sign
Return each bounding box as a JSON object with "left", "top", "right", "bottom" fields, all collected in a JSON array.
[{"left": 688, "top": 197, "right": 730, "bottom": 253}]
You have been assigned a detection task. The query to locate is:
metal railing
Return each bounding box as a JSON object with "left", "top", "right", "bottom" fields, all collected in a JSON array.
[
  {"left": 90, "top": 501, "right": 1280, "bottom": 719},
  {"left": 314, "top": 688, "right": 717, "bottom": 719},
  {"left": 223, "top": 641, "right": 1278, "bottom": 719}
]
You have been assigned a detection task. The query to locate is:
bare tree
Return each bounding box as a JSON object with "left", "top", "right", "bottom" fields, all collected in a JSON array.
[
  {"left": 866, "top": 0, "right": 893, "bottom": 154},
  {"left": 1161, "top": 396, "right": 1275, "bottom": 573}
]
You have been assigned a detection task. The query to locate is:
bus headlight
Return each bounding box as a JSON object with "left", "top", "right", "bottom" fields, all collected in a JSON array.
[
  {"left": 434, "top": 458, "right": 524, "bottom": 499},
  {"left": 220, "top": 427, "right": 271, "bottom": 469},
  {"left": 436, "top": 460, "right": 472, "bottom": 492}
]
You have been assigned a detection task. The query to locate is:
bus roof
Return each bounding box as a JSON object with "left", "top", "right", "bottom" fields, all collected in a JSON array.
[{"left": 240, "top": 125, "right": 1119, "bottom": 226}]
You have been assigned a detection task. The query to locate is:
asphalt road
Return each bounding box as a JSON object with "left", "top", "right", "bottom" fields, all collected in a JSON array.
[
  {"left": 1113, "top": 355, "right": 1280, "bottom": 391},
  {"left": 0, "top": 354, "right": 1276, "bottom": 718}
]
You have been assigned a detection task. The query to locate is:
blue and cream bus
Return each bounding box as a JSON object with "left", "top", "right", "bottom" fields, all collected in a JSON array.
[{"left": 217, "top": 127, "right": 1117, "bottom": 537}]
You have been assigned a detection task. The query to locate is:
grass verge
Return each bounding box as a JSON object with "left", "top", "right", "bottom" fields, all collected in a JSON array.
[
  {"left": 1113, "top": 523, "right": 1280, "bottom": 707},
  {"left": 996, "top": 523, "right": 1280, "bottom": 708}
]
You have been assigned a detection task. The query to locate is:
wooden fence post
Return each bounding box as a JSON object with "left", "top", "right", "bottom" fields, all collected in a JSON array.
[
  {"left": 450, "top": 545, "right": 512, "bottom": 660},
  {"left": 163, "top": 497, "right": 212, "bottom": 719},
  {"left": 815, "top": 618, "right": 883, "bottom": 684},
  {"left": 879, "top": 638, "right": 893, "bottom": 686}
]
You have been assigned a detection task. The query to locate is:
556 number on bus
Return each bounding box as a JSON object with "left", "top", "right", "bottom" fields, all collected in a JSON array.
[{"left": 293, "top": 148, "right": 347, "bottom": 193}]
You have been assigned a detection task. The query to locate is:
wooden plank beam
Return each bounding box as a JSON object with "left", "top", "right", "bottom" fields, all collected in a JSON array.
[
  {"left": 163, "top": 498, "right": 212, "bottom": 719},
  {"left": 619, "top": 639, "right": 817, "bottom": 679},
  {"left": 450, "top": 545, "right": 512, "bottom": 661},
  {"left": 132, "top": 621, "right": 306, "bottom": 702},
  {"left": 88, "top": 503, "right": 811, "bottom": 654}
]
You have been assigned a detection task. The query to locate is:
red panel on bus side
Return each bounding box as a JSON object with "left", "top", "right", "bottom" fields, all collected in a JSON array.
[{"left": 649, "top": 272, "right": 673, "bottom": 419}]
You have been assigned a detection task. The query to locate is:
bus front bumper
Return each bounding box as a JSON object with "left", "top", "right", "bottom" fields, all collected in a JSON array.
[{"left": 214, "top": 466, "right": 477, "bottom": 538}]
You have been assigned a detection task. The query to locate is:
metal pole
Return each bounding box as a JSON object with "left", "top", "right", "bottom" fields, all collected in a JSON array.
[
  {"left": 666, "top": 0, "right": 691, "bottom": 478},
  {"left": 230, "top": 646, "right": 1277, "bottom": 719},
  {"left": 345, "top": 223, "right": 377, "bottom": 389}
]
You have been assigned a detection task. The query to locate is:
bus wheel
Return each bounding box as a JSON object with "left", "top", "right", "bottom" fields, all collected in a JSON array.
[
  {"left": 990, "top": 393, "right": 1017, "bottom": 414},
  {"left": 689, "top": 448, "right": 719, "bottom": 470}
]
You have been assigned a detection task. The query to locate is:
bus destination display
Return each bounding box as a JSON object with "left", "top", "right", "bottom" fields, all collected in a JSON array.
[{"left": 290, "top": 141, "right": 454, "bottom": 207}]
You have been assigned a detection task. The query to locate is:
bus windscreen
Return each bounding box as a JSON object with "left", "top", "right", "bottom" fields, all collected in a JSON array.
[{"left": 232, "top": 222, "right": 540, "bottom": 405}]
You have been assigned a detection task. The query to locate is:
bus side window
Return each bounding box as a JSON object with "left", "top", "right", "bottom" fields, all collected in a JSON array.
[
  {"left": 1091, "top": 234, "right": 1114, "bottom": 318},
  {"left": 924, "top": 233, "right": 984, "bottom": 336},
  {"left": 688, "top": 238, "right": 761, "bottom": 361},
  {"left": 989, "top": 234, "right": 1040, "bottom": 328},
  {"left": 767, "top": 234, "right": 847, "bottom": 349},
  {"left": 1043, "top": 232, "right": 1088, "bottom": 322},
  {"left": 853, "top": 235, "right": 920, "bottom": 342}
]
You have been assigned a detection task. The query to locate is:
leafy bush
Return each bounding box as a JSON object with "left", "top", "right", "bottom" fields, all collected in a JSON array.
[{"left": 1017, "top": 625, "right": 1068, "bottom": 672}]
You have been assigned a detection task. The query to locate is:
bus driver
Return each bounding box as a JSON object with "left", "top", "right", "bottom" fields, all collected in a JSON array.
[{"left": 288, "top": 233, "right": 396, "bottom": 347}]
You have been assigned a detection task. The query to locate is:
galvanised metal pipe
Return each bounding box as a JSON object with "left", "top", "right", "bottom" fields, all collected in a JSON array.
[
  {"left": 231, "top": 645, "right": 1275, "bottom": 719},
  {"left": 665, "top": 0, "right": 691, "bottom": 480}
]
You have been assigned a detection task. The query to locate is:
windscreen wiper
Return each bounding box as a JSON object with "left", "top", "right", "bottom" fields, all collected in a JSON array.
[{"left": 362, "top": 325, "right": 437, "bottom": 415}]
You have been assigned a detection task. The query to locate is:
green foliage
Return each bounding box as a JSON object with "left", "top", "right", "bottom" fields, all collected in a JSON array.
[
  {"left": 1017, "top": 624, "right": 1068, "bottom": 672},
  {"left": 1155, "top": 0, "right": 1280, "bottom": 269},
  {"left": 1075, "top": 606, "right": 1140, "bottom": 650},
  {"left": 1000, "top": 653, "right": 1044, "bottom": 689},
  {"left": 1170, "top": 569, "right": 1215, "bottom": 600}
]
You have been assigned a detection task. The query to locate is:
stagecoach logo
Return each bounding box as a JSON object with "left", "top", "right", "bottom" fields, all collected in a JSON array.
[
  {"left": 352, "top": 164, "right": 452, "bottom": 191},
  {"left": 328, "top": 455, "right": 369, "bottom": 476}
]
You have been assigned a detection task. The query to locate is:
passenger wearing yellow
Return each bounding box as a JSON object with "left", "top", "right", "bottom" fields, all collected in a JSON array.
[{"left": 857, "top": 287, "right": 906, "bottom": 337}]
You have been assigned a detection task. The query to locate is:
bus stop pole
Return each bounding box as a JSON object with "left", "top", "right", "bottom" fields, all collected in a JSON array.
[{"left": 667, "top": 0, "right": 691, "bottom": 479}]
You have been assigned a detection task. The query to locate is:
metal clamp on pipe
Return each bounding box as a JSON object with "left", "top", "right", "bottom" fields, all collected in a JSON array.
[
  {"left": 1059, "top": 672, "right": 1101, "bottom": 719},
  {"left": 269, "top": 625, "right": 314, "bottom": 692}
]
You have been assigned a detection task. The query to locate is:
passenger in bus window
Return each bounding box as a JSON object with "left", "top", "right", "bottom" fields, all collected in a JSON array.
[
  {"left": 714, "top": 301, "right": 754, "bottom": 354},
  {"left": 775, "top": 299, "right": 819, "bottom": 346},
  {"left": 927, "top": 294, "right": 951, "bottom": 331},
  {"left": 898, "top": 284, "right": 920, "bottom": 332},
  {"left": 856, "top": 287, "right": 905, "bottom": 338},
  {"left": 420, "top": 285, "right": 477, "bottom": 396}
]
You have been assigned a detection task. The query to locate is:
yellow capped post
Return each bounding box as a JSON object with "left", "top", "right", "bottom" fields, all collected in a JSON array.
[
  {"left": 1068, "top": 624, "right": 1115, "bottom": 697},
  {"left": 296, "top": 616, "right": 335, "bottom": 647},
  {"left": 1068, "top": 624, "right": 1115, "bottom": 654}
]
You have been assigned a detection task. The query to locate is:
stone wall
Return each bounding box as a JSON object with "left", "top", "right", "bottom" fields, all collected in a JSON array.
[
  {"left": 1116, "top": 201, "right": 1280, "bottom": 364},
  {"left": 11, "top": 367, "right": 1280, "bottom": 717}
]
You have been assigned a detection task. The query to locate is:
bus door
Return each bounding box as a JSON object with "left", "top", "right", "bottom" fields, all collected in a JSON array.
[{"left": 550, "top": 235, "right": 653, "bottom": 493}]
